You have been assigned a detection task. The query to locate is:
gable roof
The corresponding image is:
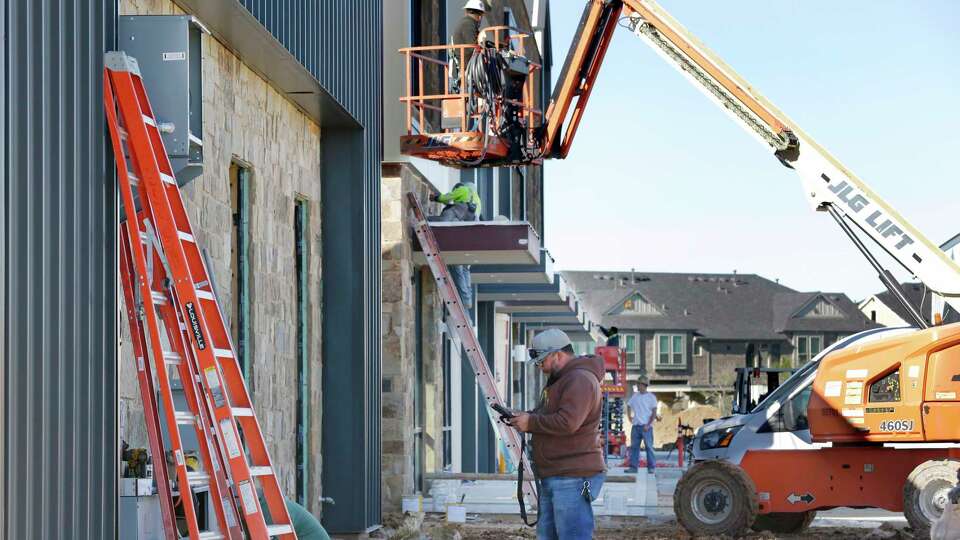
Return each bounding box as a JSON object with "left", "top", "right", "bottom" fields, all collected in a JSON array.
[
  {"left": 773, "top": 292, "right": 871, "bottom": 333},
  {"left": 563, "top": 271, "right": 876, "bottom": 341},
  {"left": 605, "top": 290, "right": 661, "bottom": 316}
]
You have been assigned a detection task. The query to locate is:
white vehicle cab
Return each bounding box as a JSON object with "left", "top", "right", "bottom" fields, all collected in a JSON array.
[{"left": 693, "top": 326, "right": 918, "bottom": 465}]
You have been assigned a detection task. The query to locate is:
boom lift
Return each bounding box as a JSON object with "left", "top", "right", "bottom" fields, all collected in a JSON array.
[{"left": 400, "top": 0, "right": 960, "bottom": 535}]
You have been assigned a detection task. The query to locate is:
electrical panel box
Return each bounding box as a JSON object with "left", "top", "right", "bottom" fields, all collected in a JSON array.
[{"left": 119, "top": 15, "right": 207, "bottom": 186}]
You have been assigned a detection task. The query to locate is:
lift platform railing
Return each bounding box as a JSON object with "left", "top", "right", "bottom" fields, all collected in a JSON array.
[{"left": 399, "top": 26, "right": 543, "bottom": 167}]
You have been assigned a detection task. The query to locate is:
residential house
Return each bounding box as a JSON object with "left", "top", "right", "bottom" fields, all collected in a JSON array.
[
  {"left": 564, "top": 271, "right": 877, "bottom": 403},
  {"left": 859, "top": 282, "right": 959, "bottom": 328}
]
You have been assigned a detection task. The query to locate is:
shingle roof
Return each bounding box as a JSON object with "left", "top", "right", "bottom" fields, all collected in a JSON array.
[{"left": 563, "top": 271, "right": 877, "bottom": 341}]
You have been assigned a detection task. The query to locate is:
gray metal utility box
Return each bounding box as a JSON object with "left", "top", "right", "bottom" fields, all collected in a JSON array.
[{"left": 119, "top": 15, "right": 206, "bottom": 186}]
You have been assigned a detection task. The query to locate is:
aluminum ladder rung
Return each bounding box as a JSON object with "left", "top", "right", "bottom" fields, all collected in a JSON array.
[
  {"left": 186, "top": 471, "right": 210, "bottom": 487},
  {"left": 174, "top": 411, "right": 195, "bottom": 425},
  {"left": 266, "top": 525, "right": 294, "bottom": 537},
  {"left": 195, "top": 289, "right": 215, "bottom": 301},
  {"left": 151, "top": 291, "right": 168, "bottom": 305},
  {"left": 178, "top": 230, "right": 195, "bottom": 243},
  {"left": 214, "top": 348, "right": 234, "bottom": 359},
  {"left": 231, "top": 407, "right": 253, "bottom": 417},
  {"left": 197, "top": 532, "right": 225, "bottom": 540},
  {"left": 160, "top": 172, "right": 177, "bottom": 186},
  {"left": 162, "top": 350, "right": 182, "bottom": 365},
  {"left": 249, "top": 466, "right": 272, "bottom": 477}
]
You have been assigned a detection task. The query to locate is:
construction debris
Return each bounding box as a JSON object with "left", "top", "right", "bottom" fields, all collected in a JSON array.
[{"left": 371, "top": 513, "right": 917, "bottom": 540}]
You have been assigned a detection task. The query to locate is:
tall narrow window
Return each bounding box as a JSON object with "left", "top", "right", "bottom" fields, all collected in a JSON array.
[
  {"left": 624, "top": 334, "right": 640, "bottom": 366},
  {"left": 414, "top": 270, "right": 425, "bottom": 492},
  {"left": 498, "top": 168, "right": 512, "bottom": 220},
  {"left": 229, "top": 163, "right": 252, "bottom": 380},
  {"left": 442, "top": 335, "right": 453, "bottom": 470},
  {"left": 294, "top": 198, "right": 309, "bottom": 505}
]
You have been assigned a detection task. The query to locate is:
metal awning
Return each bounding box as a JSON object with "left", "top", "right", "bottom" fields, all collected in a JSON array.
[
  {"left": 477, "top": 272, "right": 571, "bottom": 303},
  {"left": 413, "top": 221, "right": 541, "bottom": 266},
  {"left": 471, "top": 249, "right": 554, "bottom": 284},
  {"left": 480, "top": 273, "right": 594, "bottom": 333}
]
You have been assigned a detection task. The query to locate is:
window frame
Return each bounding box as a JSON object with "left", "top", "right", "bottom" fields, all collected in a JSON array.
[
  {"left": 623, "top": 333, "right": 640, "bottom": 366},
  {"left": 794, "top": 334, "right": 824, "bottom": 365},
  {"left": 655, "top": 333, "right": 687, "bottom": 369}
]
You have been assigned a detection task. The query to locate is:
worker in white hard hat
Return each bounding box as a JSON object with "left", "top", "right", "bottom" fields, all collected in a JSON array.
[{"left": 453, "top": 0, "right": 487, "bottom": 63}]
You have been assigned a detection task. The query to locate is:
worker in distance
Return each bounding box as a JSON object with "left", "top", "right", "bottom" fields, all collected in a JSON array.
[{"left": 505, "top": 328, "right": 606, "bottom": 540}]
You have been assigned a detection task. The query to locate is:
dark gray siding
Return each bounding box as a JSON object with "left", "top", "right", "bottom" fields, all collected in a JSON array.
[
  {"left": 237, "top": 1, "right": 383, "bottom": 532},
  {"left": 4, "top": 1, "right": 118, "bottom": 539}
]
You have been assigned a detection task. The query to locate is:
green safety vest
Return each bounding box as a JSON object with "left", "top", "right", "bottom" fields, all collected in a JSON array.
[{"left": 437, "top": 182, "right": 481, "bottom": 214}]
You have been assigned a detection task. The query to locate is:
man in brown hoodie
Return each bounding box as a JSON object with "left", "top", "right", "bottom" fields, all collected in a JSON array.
[{"left": 507, "top": 328, "right": 606, "bottom": 540}]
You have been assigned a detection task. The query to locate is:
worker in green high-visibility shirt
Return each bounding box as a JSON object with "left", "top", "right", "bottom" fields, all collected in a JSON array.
[{"left": 429, "top": 177, "right": 481, "bottom": 311}]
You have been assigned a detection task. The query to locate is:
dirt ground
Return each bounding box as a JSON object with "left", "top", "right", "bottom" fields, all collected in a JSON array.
[{"left": 374, "top": 513, "right": 917, "bottom": 540}]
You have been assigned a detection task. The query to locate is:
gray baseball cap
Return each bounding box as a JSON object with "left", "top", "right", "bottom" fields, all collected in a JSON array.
[{"left": 527, "top": 328, "right": 572, "bottom": 364}]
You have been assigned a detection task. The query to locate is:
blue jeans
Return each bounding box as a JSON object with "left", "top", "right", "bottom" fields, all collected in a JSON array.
[
  {"left": 537, "top": 473, "right": 605, "bottom": 540},
  {"left": 428, "top": 204, "right": 476, "bottom": 309},
  {"left": 630, "top": 425, "right": 656, "bottom": 472}
]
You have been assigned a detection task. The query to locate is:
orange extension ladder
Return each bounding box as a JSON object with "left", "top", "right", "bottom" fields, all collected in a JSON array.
[
  {"left": 105, "top": 51, "right": 297, "bottom": 539},
  {"left": 406, "top": 193, "right": 538, "bottom": 514}
]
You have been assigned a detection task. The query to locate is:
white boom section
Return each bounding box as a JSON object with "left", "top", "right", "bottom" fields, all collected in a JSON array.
[{"left": 621, "top": 0, "right": 960, "bottom": 315}]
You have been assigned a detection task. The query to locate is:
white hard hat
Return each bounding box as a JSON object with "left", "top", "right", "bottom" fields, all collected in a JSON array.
[{"left": 464, "top": 0, "right": 487, "bottom": 13}]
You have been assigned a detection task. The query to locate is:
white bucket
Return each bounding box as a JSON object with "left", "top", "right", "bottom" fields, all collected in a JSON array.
[
  {"left": 446, "top": 504, "right": 467, "bottom": 523},
  {"left": 401, "top": 495, "right": 423, "bottom": 514}
]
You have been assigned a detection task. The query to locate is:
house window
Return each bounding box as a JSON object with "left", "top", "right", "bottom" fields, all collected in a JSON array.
[
  {"left": 656, "top": 334, "right": 686, "bottom": 368},
  {"left": 795, "top": 335, "right": 823, "bottom": 365},
  {"left": 624, "top": 334, "right": 640, "bottom": 366}
]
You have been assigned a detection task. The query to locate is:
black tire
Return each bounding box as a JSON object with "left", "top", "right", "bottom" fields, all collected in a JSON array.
[
  {"left": 903, "top": 459, "right": 959, "bottom": 537},
  {"left": 674, "top": 460, "right": 758, "bottom": 537},
  {"left": 751, "top": 511, "right": 816, "bottom": 534}
]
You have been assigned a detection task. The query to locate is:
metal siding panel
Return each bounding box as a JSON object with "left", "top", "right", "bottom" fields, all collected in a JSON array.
[{"left": 4, "top": 0, "right": 117, "bottom": 538}]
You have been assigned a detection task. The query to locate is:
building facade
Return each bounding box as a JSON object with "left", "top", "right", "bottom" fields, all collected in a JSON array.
[{"left": 4, "top": 0, "right": 382, "bottom": 536}]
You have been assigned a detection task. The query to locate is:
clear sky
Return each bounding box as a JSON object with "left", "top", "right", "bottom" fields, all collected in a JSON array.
[{"left": 543, "top": 1, "right": 960, "bottom": 301}]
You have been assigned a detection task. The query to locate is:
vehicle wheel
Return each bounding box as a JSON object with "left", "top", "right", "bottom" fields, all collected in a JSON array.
[
  {"left": 904, "top": 460, "right": 959, "bottom": 537},
  {"left": 674, "top": 460, "right": 757, "bottom": 537},
  {"left": 751, "top": 511, "right": 816, "bottom": 533}
]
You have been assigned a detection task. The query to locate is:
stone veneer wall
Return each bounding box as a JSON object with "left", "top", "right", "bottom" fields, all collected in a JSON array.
[
  {"left": 119, "top": 0, "right": 325, "bottom": 511},
  {"left": 381, "top": 163, "right": 447, "bottom": 511}
]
